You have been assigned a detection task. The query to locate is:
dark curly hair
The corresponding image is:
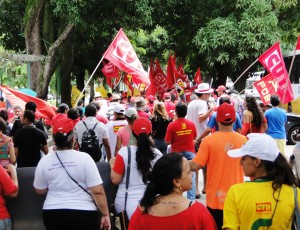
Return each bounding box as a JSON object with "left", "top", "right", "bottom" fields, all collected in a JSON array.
[{"left": 245, "top": 95, "right": 264, "bottom": 129}]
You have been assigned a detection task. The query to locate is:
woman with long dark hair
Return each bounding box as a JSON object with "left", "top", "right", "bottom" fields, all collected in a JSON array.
[
  {"left": 224, "top": 133, "right": 298, "bottom": 229},
  {"left": 129, "top": 153, "right": 216, "bottom": 229},
  {"left": 34, "top": 117, "right": 111, "bottom": 230},
  {"left": 151, "top": 102, "right": 171, "bottom": 154},
  {"left": 110, "top": 117, "right": 162, "bottom": 219},
  {"left": 241, "top": 95, "right": 267, "bottom": 135}
]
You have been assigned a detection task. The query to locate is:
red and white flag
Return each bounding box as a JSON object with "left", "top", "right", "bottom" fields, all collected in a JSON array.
[
  {"left": 258, "top": 42, "right": 294, "bottom": 104},
  {"left": 103, "top": 29, "right": 150, "bottom": 85},
  {"left": 194, "top": 67, "right": 202, "bottom": 85},
  {"left": 296, "top": 35, "right": 300, "bottom": 51},
  {"left": 254, "top": 74, "right": 279, "bottom": 105}
]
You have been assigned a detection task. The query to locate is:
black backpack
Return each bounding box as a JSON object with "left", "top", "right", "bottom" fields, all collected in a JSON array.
[{"left": 79, "top": 121, "right": 101, "bottom": 162}]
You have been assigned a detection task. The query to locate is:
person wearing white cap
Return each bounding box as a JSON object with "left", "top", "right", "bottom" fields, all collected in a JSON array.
[
  {"left": 187, "top": 83, "right": 215, "bottom": 199},
  {"left": 105, "top": 104, "right": 128, "bottom": 158},
  {"left": 223, "top": 133, "right": 298, "bottom": 230}
]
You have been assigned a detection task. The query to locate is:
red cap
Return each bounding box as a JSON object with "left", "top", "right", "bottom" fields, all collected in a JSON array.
[
  {"left": 216, "top": 102, "right": 236, "bottom": 124},
  {"left": 216, "top": 85, "right": 226, "bottom": 91},
  {"left": 147, "top": 95, "right": 155, "bottom": 101},
  {"left": 132, "top": 117, "right": 152, "bottom": 136},
  {"left": 53, "top": 118, "right": 74, "bottom": 135}
]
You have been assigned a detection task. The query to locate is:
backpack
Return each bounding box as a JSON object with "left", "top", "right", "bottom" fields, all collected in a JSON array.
[{"left": 79, "top": 121, "right": 101, "bottom": 162}]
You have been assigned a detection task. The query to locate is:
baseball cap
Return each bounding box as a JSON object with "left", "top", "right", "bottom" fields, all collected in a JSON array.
[
  {"left": 52, "top": 117, "right": 74, "bottom": 135},
  {"left": 113, "top": 104, "right": 125, "bottom": 114},
  {"left": 216, "top": 102, "right": 236, "bottom": 123},
  {"left": 216, "top": 85, "right": 226, "bottom": 91},
  {"left": 132, "top": 117, "right": 152, "bottom": 136},
  {"left": 228, "top": 133, "right": 280, "bottom": 162},
  {"left": 125, "top": 108, "right": 138, "bottom": 118}
]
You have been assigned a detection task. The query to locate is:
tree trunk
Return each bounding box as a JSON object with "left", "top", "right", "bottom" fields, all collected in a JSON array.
[{"left": 60, "top": 29, "right": 75, "bottom": 106}]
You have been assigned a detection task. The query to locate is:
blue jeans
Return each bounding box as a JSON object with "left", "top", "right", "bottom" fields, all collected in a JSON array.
[
  {"left": 154, "top": 139, "right": 167, "bottom": 154},
  {"left": 0, "top": 218, "right": 12, "bottom": 230},
  {"left": 180, "top": 151, "right": 196, "bottom": 200}
]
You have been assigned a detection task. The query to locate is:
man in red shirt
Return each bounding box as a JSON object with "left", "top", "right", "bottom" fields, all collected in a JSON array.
[{"left": 165, "top": 102, "right": 197, "bottom": 200}]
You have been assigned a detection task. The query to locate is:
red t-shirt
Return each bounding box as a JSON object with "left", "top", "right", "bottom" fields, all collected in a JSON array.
[
  {"left": 165, "top": 118, "right": 197, "bottom": 153},
  {"left": 137, "top": 111, "right": 150, "bottom": 119},
  {"left": 0, "top": 166, "right": 17, "bottom": 219},
  {"left": 129, "top": 202, "right": 216, "bottom": 230}
]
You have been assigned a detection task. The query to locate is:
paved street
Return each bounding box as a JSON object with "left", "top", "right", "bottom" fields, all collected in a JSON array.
[{"left": 193, "top": 144, "right": 296, "bottom": 205}]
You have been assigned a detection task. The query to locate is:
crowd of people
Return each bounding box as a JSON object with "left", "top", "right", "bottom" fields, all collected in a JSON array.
[{"left": 0, "top": 82, "right": 298, "bottom": 230}]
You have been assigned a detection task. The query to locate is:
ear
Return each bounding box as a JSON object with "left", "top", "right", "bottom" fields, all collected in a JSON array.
[
  {"left": 173, "top": 178, "right": 180, "bottom": 187},
  {"left": 253, "top": 158, "right": 262, "bottom": 168}
]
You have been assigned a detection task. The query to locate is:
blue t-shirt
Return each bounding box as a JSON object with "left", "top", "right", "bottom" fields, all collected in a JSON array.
[
  {"left": 207, "top": 112, "right": 242, "bottom": 131},
  {"left": 265, "top": 107, "right": 287, "bottom": 139}
]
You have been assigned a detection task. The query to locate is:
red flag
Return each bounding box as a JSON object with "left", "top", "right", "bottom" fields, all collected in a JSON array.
[
  {"left": 167, "top": 55, "right": 176, "bottom": 88},
  {"left": 177, "top": 64, "right": 189, "bottom": 83},
  {"left": 258, "top": 42, "right": 294, "bottom": 104},
  {"left": 103, "top": 29, "right": 150, "bottom": 85},
  {"left": 254, "top": 74, "right": 280, "bottom": 105},
  {"left": 151, "top": 60, "right": 169, "bottom": 99},
  {"left": 296, "top": 35, "right": 300, "bottom": 51},
  {"left": 0, "top": 85, "right": 57, "bottom": 120},
  {"left": 146, "top": 60, "right": 157, "bottom": 98},
  {"left": 194, "top": 67, "right": 202, "bottom": 85},
  {"left": 101, "top": 61, "right": 119, "bottom": 87}
]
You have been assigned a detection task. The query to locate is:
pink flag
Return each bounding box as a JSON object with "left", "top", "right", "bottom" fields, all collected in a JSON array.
[
  {"left": 103, "top": 29, "right": 150, "bottom": 85},
  {"left": 258, "top": 42, "right": 294, "bottom": 104},
  {"left": 296, "top": 35, "right": 300, "bottom": 51},
  {"left": 254, "top": 74, "right": 279, "bottom": 105}
]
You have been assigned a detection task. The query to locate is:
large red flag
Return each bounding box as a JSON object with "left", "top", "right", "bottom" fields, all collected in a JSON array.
[
  {"left": 194, "top": 67, "right": 202, "bottom": 85},
  {"left": 101, "top": 61, "right": 119, "bottom": 87},
  {"left": 0, "top": 85, "right": 57, "bottom": 120},
  {"left": 296, "top": 35, "right": 300, "bottom": 51},
  {"left": 103, "top": 29, "right": 150, "bottom": 85},
  {"left": 150, "top": 60, "right": 169, "bottom": 99},
  {"left": 254, "top": 74, "right": 280, "bottom": 105},
  {"left": 258, "top": 42, "right": 294, "bottom": 104}
]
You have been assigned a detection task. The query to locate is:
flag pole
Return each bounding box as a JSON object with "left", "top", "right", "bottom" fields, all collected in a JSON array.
[
  {"left": 232, "top": 59, "right": 258, "bottom": 86},
  {"left": 75, "top": 56, "right": 104, "bottom": 106}
]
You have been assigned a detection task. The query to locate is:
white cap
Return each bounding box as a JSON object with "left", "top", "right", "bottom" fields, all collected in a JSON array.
[
  {"left": 125, "top": 108, "right": 138, "bottom": 118},
  {"left": 228, "top": 133, "right": 280, "bottom": 162},
  {"left": 113, "top": 104, "right": 125, "bottom": 114}
]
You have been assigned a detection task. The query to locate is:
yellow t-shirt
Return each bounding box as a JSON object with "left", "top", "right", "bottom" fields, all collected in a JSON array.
[
  {"left": 223, "top": 181, "right": 298, "bottom": 230},
  {"left": 193, "top": 131, "right": 246, "bottom": 209}
]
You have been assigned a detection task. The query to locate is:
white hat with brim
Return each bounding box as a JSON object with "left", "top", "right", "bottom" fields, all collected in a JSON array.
[
  {"left": 227, "top": 133, "right": 280, "bottom": 162},
  {"left": 194, "top": 83, "right": 214, "bottom": 94}
]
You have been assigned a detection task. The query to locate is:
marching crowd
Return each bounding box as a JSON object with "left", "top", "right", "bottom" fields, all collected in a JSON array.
[{"left": 0, "top": 82, "right": 298, "bottom": 230}]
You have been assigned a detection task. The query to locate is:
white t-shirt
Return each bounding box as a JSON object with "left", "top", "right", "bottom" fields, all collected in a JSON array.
[
  {"left": 33, "top": 150, "right": 103, "bottom": 210},
  {"left": 106, "top": 120, "right": 128, "bottom": 157},
  {"left": 115, "top": 146, "right": 162, "bottom": 219},
  {"left": 187, "top": 99, "right": 209, "bottom": 136},
  {"left": 74, "top": 116, "right": 108, "bottom": 145}
]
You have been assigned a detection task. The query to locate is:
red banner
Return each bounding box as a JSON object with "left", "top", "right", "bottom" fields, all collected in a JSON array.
[
  {"left": 0, "top": 85, "right": 57, "bottom": 120},
  {"left": 194, "top": 67, "right": 202, "bottom": 85},
  {"left": 253, "top": 74, "right": 280, "bottom": 105},
  {"left": 103, "top": 29, "right": 150, "bottom": 85},
  {"left": 150, "top": 60, "right": 168, "bottom": 99},
  {"left": 258, "top": 42, "right": 294, "bottom": 104}
]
